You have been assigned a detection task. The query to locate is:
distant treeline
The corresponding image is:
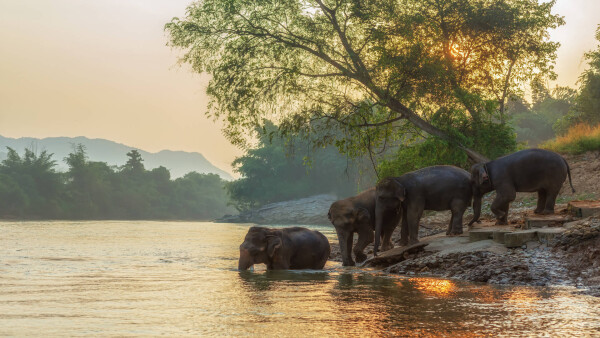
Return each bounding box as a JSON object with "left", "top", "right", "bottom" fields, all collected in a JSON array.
[
  {"left": 0, "top": 145, "right": 233, "bottom": 220},
  {"left": 226, "top": 121, "right": 376, "bottom": 212}
]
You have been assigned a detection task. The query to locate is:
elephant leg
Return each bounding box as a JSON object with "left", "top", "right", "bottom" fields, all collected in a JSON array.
[
  {"left": 336, "top": 229, "right": 355, "bottom": 266},
  {"left": 406, "top": 205, "right": 423, "bottom": 245},
  {"left": 491, "top": 188, "right": 515, "bottom": 225},
  {"left": 399, "top": 206, "right": 409, "bottom": 246},
  {"left": 448, "top": 202, "right": 466, "bottom": 236},
  {"left": 534, "top": 190, "right": 547, "bottom": 214},
  {"left": 353, "top": 228, "right": 374, "bottom": 263},
  {"left": 542, "top": 190, "right": 558, "bottom": 214}
]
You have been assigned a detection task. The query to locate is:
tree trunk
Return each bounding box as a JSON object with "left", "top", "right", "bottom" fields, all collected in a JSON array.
[{"left": 383, "top": 96, "right": 490, "bottom": 163}]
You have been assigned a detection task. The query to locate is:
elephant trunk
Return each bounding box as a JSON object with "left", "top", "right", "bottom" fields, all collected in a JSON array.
[
  {"left": 336, "top": 229, "right": 354, "bottom": 266},
  {"left": 469, "top": 192, "right": 482, "bottom": 227},
  {"left": 238, "top": 249, "right": 254, "bottom": 270}
]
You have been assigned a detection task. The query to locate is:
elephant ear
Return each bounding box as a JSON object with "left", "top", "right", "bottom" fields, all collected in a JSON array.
[
  {"left": 266, "top": 235, "right": 282, "bottom": 257},
  {"left": 354, "top": 207, "right": 370, "bottom": 223},
  {"left": 392, "top": 180, "right": 406, "bottom": 201},
  {"left": 479, "top": 166, "right": 489, "bottom": 185}
]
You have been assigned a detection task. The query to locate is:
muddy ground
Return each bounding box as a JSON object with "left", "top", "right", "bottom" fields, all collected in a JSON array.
[{"left": 329, "top": 151, "right": 600, "bottom": 295}]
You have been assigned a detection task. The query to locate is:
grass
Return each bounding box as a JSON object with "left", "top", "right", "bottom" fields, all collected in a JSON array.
[{"left": 542, "top": 123, "right": 600, "bottom": 154}]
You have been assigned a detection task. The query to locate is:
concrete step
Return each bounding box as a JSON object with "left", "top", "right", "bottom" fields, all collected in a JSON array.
[
  {"left": 524, "top": 214, "right": 572, "bottom": 229},
  {"left": 568, "top": 200, "right": 600, "bottom": 218},
  {"left": 504, "top": 230, "right": 537, "bottom": 248}
]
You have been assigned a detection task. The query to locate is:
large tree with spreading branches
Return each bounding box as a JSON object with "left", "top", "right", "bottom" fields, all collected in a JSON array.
[{"left": 166, "top": 0, "right": 563, "bottom": 163}]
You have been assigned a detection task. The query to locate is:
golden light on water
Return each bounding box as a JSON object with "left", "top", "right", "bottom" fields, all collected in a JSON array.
[{"left": 409, "top": 278, "right": 457, "bottom": 297}]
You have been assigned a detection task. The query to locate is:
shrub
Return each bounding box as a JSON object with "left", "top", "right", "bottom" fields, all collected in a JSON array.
[{"left": 542, "top": 123, "right": 600, "bottom": 154}]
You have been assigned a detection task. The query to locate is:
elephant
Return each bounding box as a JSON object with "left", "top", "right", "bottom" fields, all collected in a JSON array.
[
  {"left": 328, "top": 188, "right": 401, "bottom": 266},
  {"left": 470, "top": 148, "right": 575, "bottom": 225},
  {"left": 374, "top": 165, "right": 476, "bottom": 256},
  {"left": 238, "top": 226, "right": 330, "bottom": 270}
]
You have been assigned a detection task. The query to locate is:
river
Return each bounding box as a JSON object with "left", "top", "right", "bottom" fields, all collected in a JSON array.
[{"left": 0, "top": 221, "right": 598, "bottom": 336}]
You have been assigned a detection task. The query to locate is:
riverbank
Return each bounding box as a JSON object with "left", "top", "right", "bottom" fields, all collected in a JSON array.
[{"left": 329, "top": 210, "right": 600, "bottom": 296}]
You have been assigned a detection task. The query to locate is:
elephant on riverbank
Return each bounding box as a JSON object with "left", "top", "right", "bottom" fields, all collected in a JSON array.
[
  {"left": 238, "top": 226, "right": 330, "bottom": 270},
  {"left": 470, "top": 148, "right": 575, "bottom": 225},
  {"left": 374, "top": 165, "right": 477, "bottom": 256},
  {"left": 328, "top": 189, "right": 401, "bottom": 266}
]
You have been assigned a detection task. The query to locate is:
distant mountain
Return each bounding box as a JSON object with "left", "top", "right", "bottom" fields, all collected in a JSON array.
[{"left": 0, "top": 135, "right": 232, "bottom": 180}]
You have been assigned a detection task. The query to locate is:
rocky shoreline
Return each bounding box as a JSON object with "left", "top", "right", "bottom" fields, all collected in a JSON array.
[
  {"left": 329, "top": 213, "right": 600, "bottom": 296},
  {"left": 216, "top": 194, "right": 337, "bottom": 225}
]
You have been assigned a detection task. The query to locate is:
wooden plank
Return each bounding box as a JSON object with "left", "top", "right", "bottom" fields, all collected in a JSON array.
[{"left": 362, "top": 242, "right": 428, "bottom": 267}]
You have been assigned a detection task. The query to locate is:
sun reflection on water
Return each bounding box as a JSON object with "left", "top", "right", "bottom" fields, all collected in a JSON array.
[{"left": 409, "top": 278, "right": 458, "bottom": 298}]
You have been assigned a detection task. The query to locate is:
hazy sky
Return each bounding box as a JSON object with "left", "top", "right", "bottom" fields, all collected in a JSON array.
[{"left": 0, "top": 0, "right": 599, "bottom": 174}]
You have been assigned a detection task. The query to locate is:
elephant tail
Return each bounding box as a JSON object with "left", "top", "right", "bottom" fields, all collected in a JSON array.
[{"left": 564, "top": 158, "right": 576, "bottom": 193}]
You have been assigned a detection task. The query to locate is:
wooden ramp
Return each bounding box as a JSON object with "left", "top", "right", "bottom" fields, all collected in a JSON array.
[{"left": 362, "top": 243, "right": 428, "bottom": 267}]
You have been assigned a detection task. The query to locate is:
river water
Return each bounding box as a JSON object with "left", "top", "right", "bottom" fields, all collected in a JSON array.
[{"left": 0, "top": 221, "right": 599, "bottom": 336}]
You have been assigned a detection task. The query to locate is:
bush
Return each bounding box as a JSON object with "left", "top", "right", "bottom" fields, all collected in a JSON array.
[{"left": 542, "top": 123, "right": 600, "bottom": 154}]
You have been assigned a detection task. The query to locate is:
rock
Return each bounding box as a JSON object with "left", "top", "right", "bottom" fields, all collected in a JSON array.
[{"left": 214, "top": 194, "right": 337, "bottom": 224}]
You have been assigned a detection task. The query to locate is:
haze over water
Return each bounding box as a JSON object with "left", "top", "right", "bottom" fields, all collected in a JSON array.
[{"left": 1, "top": 221, "right": 598, "bottom": 336}]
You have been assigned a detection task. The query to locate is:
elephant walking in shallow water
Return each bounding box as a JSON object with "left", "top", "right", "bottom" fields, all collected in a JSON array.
[
  {"left": 470, "top": 148, "right": 575, "bottom": 225},
  {"left": 238, "top": 226, "right": 330, "bottom": 270}
]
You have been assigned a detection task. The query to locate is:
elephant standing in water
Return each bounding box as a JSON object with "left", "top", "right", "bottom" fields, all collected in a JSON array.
[
  {"left": 470, "top": 148, "right": 575, "bottom": 225},
  {"left": 238, "top": 226, "right": 330, "bottom": 270},
  {"left": 374, "top": 165, "right": 478, "bottom": 256},
  {"left": 328, "top": 189, "right": 401, "bottom": 266}
]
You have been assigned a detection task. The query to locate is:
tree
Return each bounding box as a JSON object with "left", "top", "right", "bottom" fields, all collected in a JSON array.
[
  {"left": 166, "top": 0, "right": 563, "bottom": 162},
  {"left": 226, "top": 121, "right": 374, "bottom": 210}
]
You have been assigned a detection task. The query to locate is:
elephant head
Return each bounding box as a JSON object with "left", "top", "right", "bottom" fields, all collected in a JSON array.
[
  {"left": 238, "top": 227, "right": 282, "bottom": 270},
  {"left": 328, "top": 201, "right": 371, "bottom": 266},
  {"left": 374, "top": 178, "right": 405, "bottom": 256},
  {"left": 468, "top": 164, "right": 490, "bottom": 227}
]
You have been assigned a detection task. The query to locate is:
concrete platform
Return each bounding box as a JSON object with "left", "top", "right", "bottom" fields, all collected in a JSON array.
[
  {"left": 568, "top": 200, "right": 600, "bottom": 218},
  {"left": 524, "top": 214, "right": 572, "bottom": 229}
]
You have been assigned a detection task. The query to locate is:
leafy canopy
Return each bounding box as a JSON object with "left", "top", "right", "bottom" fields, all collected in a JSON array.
[{"left": 166, "top": 0, "right": 563, "bottom": 162}]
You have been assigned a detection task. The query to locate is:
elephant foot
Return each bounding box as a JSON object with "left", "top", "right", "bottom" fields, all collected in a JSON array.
[
  {"left": 495, "top": 219, "right": 508, "bottom": 225},
  {"left": 540, "top": 209, "right": 555, "bottom": 215},
  {"left": 534, "top": 208, "right": 544, "bottom": 214},
  {"left": 381, "top": 243, "right": 394, "bottom": 252},
  {"left": 354, "top": 253, "right": 367, "bottom": 263},
  {"left": 342, "top": 260, "right": 356, "bottom": 267},
  {"left": 447, "top": 229, "right": 463, "bottom": 236}
]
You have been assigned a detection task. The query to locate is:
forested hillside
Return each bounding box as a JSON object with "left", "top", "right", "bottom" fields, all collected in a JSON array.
[{"left": 0, "top": 146, "right": 233, "bottom": 220}]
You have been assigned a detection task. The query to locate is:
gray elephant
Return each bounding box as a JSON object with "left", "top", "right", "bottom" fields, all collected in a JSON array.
[
  {"left": 470, "top": 148, "right": 575, "bottom": 225},
  {"left": 374, "top": 165, "right": 476, "bottom": 255},
  {"left": 238, "top": 226, "right": 330, "bottom": 270},
  {"left": 328, "top": 188, "right": 401, "bottom": 266}
]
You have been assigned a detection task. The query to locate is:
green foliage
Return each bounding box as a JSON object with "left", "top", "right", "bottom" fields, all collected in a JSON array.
[
  {"left": 377, "top": 113, "right": 517, "bottom": 178},
  {"left": 166, "top": 0, "right": 563, "bottom": 162},
  {"left": 508, "top": 85, "right": 575, "bottom": 145},
  {"left": 226, "top": 121, "right": 374, "bottom": 211},
  {"left": 555, "top": 25, "right": 600, "bottom": 133},
  {"left": 0, "top": 146, "right": 234, "bottom": 220}
]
